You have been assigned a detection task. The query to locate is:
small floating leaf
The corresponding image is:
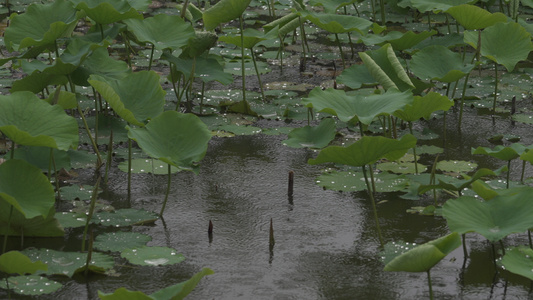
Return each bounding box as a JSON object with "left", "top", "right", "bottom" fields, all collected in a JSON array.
[
  {"left": 500, "top": 246, "right": 533, "bottom": 281},
  {"left": 118, "top": 158, "right": 181, "bottom": 174},
  {"left": 93, "top": 208, "right": 159, "bottom": 227},
  {"left": 94, "top": 232, "right": 152, "bottom": 253},
  {"left": 0, "top": 251, "right": 47, "bottom": 275},
  {"left": 282, "top": 118, "right": 336, "bottom": 149},
  {"left": 21, "top": 249, "right": 114, "bottom": 277},
  {"left": 436, "top": 160, "right": 477, "bottom": 173},
  {"left": 121, "top": 246, "right": 185, "bottom": 266},
  {"left": 316, "top": 170, "right": 409, "bottom": 192},
  {"left": 0, "top": 275, "right": 62, "bottom": 295}
]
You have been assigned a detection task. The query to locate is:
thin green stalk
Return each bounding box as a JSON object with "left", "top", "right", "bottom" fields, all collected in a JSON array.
[
  {"left": 379, "top": 0, "right": 385, "bottom": 25},
  {"left": 408, "top": 122, "right": 419, "bottom": 174},
  {"left": 82, "top": 177, "right": 100, "bottom": 252},
  {"left": 462, "top": 233, "right": 468, "bottom": 258},
  {"left": 77, "top": 103, "right": 103, "bottom": 168},
  {"left": 160, "top": 164, "right": 172, "bottom": 217},
  {"left": 180, "top": 0, "right": 190, "bottom": 19},
  {"left": 334, "top": 33, "right": 345, "bottom": 69},
  {"left": 370, "top": 0, "right": 375, "bottom": 23},
  {"left": 506, "top": 160, "right": 511, "bottom": 189},
  {"left": 239, "top": 15, "right": 247, "bottom": 103},
  {"left": 250, "top": 49, "right": 265, "bottom": 102},
  {"left": 128, "top": 137, "right": 132, "bottom": 197},
  {"left": 50, "top": 149, "right": 61, "bottom": 201},
  {"left": 458, "top": 73, "right": 471, "bottom": 129},
  {"left": 2, "top": 205, "right": 13, "bottom": 254},
  {"left": 148, "top": 44, "right": 155, "bottom": 71},
  {"left": 362, "top": 165, "right": 384, "bottom": 248},
  {"left": 270, "top": 0, "right": 276, "bottom": 18},
  {"left": 427, "top": 270, "right": 434, "bottom": 300},
  {"left": 430, "top": 154, "right": 439, "bottom": 206},
  {"left": 493, "top": 62, "right": 498, "bottom": 113},
  {"left": 104, "top": 129, "right": 113, "bottom": 185},
  {"left": 521, "top": 160, "right": 526, "bottom": 183}
]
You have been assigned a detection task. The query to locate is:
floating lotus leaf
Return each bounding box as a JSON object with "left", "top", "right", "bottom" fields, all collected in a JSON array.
[
  {"left": 162, "top": 51, "right": 233, "bottom": 85},
  {"left": 309, "top": 134, "right": 417, "bottom": 167},
  {"left": 302, "top": 87, "right": 413, "bottom": 124},
  {"left": 0, "top": 251, "right": 47, "bottom": 275},
  {"left": 124, "top": 14, "right": 195, "bottom": 51},
  {"left": 4, "top": 0, "right": 79, "bottom": 51},
  {"left": 442, "top": 188, "right": 533, "bottom": 242},
  {"left": 224, "top": 60, "right": 271, "bottom": 76},
  {"left": 0, "top": 92, "right": 78, "bottom": 150},
  {"left": 409, "top": 145, "right": 443, "bottom": 155},
  {"left": 21, "top": 248, "right": 114, "bottom": 277},
  {"left": 464, "top": 22, "right": 533, "bottom": 72},
  {"left": 500, "top": 246, "right": 533, "bottom": 281},
  {"left": 361, "top": 30, "right": 437, "bottom": 51},
  {"left": 410, "top": 45, "right": 474, "bottom": 83},
  {"left": 89, "top": 71, "right": 165, "bottom": 127},
  {"left": 436, "top": 160, "right": 477, "bottom": 173},
  {"left": 98, "top": 268, "right": 214, "bottom": 300},
  {"left": 94, "top": 232, "right": 152, "bottom": 252},
  {"left": 336, "top": 64, "right": 378, "bottom": 89},
  {"left": 118, "top": 158, "right": 181, "bottom": 174},
  {"left": 71, "top": 0, "right": 142, "bottom": 25},
  {"left": 309, "top": 0, "right": 359, "bottom": 13},
  {"left": 304, "top": 12, "right": 372, "bottom": 34},
  {"left": 0, "top": 275, "right": 62, "bottom": 296},
  {"left": 316, "top": 170, "right": 409, "bottom": 192},
  {"left": 121, "top": 246, "right": 185, "bottom": 266},
  {"left": 418, "top": 167, "right": 501, "bottom": 194},
  {"left": 377, "top": 162, "right": 427, "bottom": 174},
  {"left": 472, "top": 143, "right": 528, "bottom": 162},
  {"left": 359, "top": 44, "right": 415, "bottom": 91},
  {"left": 383, "top": 232, "right": 461, "bottom": 272},
  {"left": 0, "top": 206, "right": 64, "bottom": 237},
  {"left": 394, "top": 92, "right": 454, "bottom": 122},
  {"left": 59, "top": 184, "right": 98, "bottom": 201},
  {"left": 54, "top": 212, "right": 87, "bottom": 229},
  {"left": 217, "top": 124, "right": 262, "bottom": 135},
  {"left": 219, "top": 28, "right": 278, "bottom": 49},
  {"left": 203, "top": 0, "right": 252, "bottom": 31},
  {"left": 93, "top": 208, "right": 159, "bottom": 227},
  {"left": 399, "top": 0, "right": 475, "bottom": 13},
  {"left": 446, "top": 4, "right": 507, "bottom": 30},
  {"left": 128, "top": 111, "right": 212, "bottom": 172},
  {"left": 282, "top": 118, "right": 336, "bottom": 149}
]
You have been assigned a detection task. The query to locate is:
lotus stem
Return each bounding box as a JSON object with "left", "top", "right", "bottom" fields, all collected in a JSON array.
[
  {"left": 521, "top": 160, "right": 526, "bottom": 183},
  {"left": 427, "top": 270, "right": 434, "bottom": 300},
  {"left": 84, "top": 229, "right": 94, "bottom": 277},
  {"left": 77, "top": 103, "right": 103, "bottom": 168},
  {"left": 370, "top": 0, "right": 376, "bottom": 23},
  {"left": 104, "top": 128, "right": 113, "bottom": 185},
  {"left": 270, "top": 0, "right": 276, "bottom": 18},
  {"left": 160, "top": 164, "right": 172, "bottom": 217},
  {"left": 2, "top": 205, "right": 13, "bottom": 254},
  {"left": 148, "top": 44, "right": 155, "bottom": 71},
  {"left": 82, "top": 176, "right": 100, "bottom": 252},
  {"left": 506, "top": 160, "right": 511, "bottom": 189},
  {"left": 493, "top": 62, "right": 498, "bottom": 114},
  {"left": 362, "top": 164, "right": 384, "bottom": 248},
  {"left": 379, "top": 0, "right": 386, "bottom": 25},
  {"left": 180, "top": 0, "right": 190, "bottom": 19},
  {"left": 269, "top": 218, "right": 275, "bottom": 248},
  {"left": 334, "top": 33, "right": 345, "bottom": 69},
  {"left": 458, "top": 73, "right": 471, "bottom": 129},
  {"left": 430, "top": 155, "right": 439, "bottom": 206},
  {"left": 462, "top": 233, "right": 468, "bottom": 258},
  {"left": 288, "top": 170, "right": 294, "bottom": 197},
  {"left": 50, "top": 149, "right": 61, "bottom": 201},
  {"left": 408, "top": 122, "right": 419, "bottom": 174},
  {"left": 250, "top": 48, "right": 265, "bottom": 102},
  {"left": 239, "top": 15, "right": 247, "bottom": 103},
  {"left": 127, "top": 138, "right": 132, "bottom": 197}
]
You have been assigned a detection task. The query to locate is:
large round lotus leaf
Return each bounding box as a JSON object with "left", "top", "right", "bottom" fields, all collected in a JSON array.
[
  {"left": 382, "top": 232, "right": 461, "bottom": 272},
  {"left": 118, "top": 158, "right": 181, "bottom": 174},
  {"left": 0, "top": 205, "right": 64, "bottom": 237},
  {"left": 7, "top": 146, "right": 70, "bottom": 172},
  {"left": 162, "top": 52, "right": 233, "bottom": 85},
  {"left": 410, "top": 45, "right": 474, "bottom": 83},
  {"left": 409, "top": 145, "right": 443, "bottom": 155},
  {"left": 442, "top": 188, "right": 533, "bottom": 242},
  {"left": 400, "top": 0, "right": 474, "bottom": 13},
  {"left": 21, "top": 248, "right": 114, "bottom": 277},
  {"left": 360, "top": 30, "right": 437, "bottom": 51},
  {"left": 336, "top": 64, "right": 378, "bottom": 89},
  {"left": 282, "top": 118, "right": 336, "bottom": 149},
  {"left": 500, "top": 246, "right": 533, "bottom": 281},
  {"left": 203, "top": 0, "right": 252, "bottom": 31},
  {"left": 124, "top": 14, "right": 195, "bottom": 51},
  {"left": 0, "top": 159, "right": 54, "bottom": 219},
  {"left": 309, "top": 134, "right": 417, "bottom": 167},
  {"left": 216, "top": 124, "right": 262, "bottom": 135},
  {"left": 93, "top": 208, "right": 159, "bottom": 227},
  {"left": 302, "top": 87, "right": 413, "bottom": 124},
  {"left": 4, "top": 0, "right": 78, "bottom": 51},
  {"left": 436, "top": 160, "right": 477, "bottom": 173},
  {"left": 309, "top": 0, "right": 358, "bottom": 13},
  {"left": 376, "top": 162, "right": 427, "bottom": 174},
  {"left": 94, "top": 232, "right": 152, "bottom": 252},
  {"left": 89, "top": 71, "right": 165, "bottom": 127},
  {"left": 0, "top": 275, "right": 62, "bottom": 296},
  {"left": 316, "top": 170, "right": 409, "bottom": 192},
  {"left": 0, "top": 251, "right": 47, "bottom": 275},
  {"left": 446, "top": 4, "right": 507, "bottom": 30},
  {"left": 71, "top": 0, "right": 142, "bottom": 25},
  {"left": 219, "top": 28, "right": 278, "bottom": 49},
  {"left": 472, "top": 143, "right": 527, "bottom": 161},
  {"left": 394, "top": 92, "right": 454, "bottom": 122},
  {"left": 71, "top": 47, "right": 131, "bottom": 86},
  {"left": 464, "top": 22, "right": 533, "bottom": 72},
  {"left": 305, "top": 12, "right": 372, "bottom": 34},
  {"left": 54, "top": 212, "right": 87, "bottom": 229},
  {"left": 0, "top": 92, "right": 79, "bottom": 150},
  {"left": 127, "top": 111, "right": 212, "bottom": 172},
  {"left": 121, "top": 246, "right": 185, "bottom": 266},
  {"left": 224, "top": 60, "right": 271, "bottom": 76}
]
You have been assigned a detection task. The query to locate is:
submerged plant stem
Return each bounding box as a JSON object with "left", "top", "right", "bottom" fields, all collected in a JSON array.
[
  {"left": 334, "top": 33, "right": 345, "bottom": 69},
  {"left": 362, "top": 165, "right": 384, "bottom": 248},
  {"left": 239, "top": 15, "right": 247, "bottom": 103},
  {"left": 427, "top": 270, "right": 434, "bottom": 300},
  {"left": 408, "top": 122, "right": 419, "bottom": 174},
  {"left": 160, "top": 164, "right": 172, "bottom": 217},
  {"left": 251, "top": 49, "right": 265, "bottom": 102},
  {"left": 493, "top": 62, "right": 498, "bottom": 113},
  {"left": 82, "top": 177, "right": 100, "bottom": 252}
]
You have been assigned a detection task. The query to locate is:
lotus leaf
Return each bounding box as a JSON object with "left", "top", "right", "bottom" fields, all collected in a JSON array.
[
  {"left": 336, "top": 64, "right": 378, "bottom": 89},
  {"left": 162, "top": 51, "right": 233, "bottom": 85},
  {"left": 217, "top": 124, "right": 262, "bottom": 135},
  {"left": 4, "top": 0, "right": 78, "bottom": 51},
  {"left": 316, "top": 170, "right": 409, "bottom": 192},
  {"left": 376, "top": 162, "right": 427, "bottom": 174},
  {"left": 0, "top": 92, "right": 78, "bottom": 150},
  {"left": 282, "top": 118, "right": 336, "bottom": 149},
  {"left": 8, "top": 146, "right": 70, "bottom": 172},
  {"left": 181, "top": 31, "right": 219, "bottom": 58},
  {"left": 472, "top": 143, "right": 528, "bottom": 161},
  {"left": 0, "top": 275, "right": 62, "bottom": 296},
  {"left": 118, "top": 158, "right": 181, "bottom": 174},
  {"left": 0, "top": 251, "right": 47, "bottom": 275},
  {"left": 436, "top": 160, "right": 477, "bottom": 173},
  {"left": 442, "top": 188, "right": 533, "bottom": 242},
  {"left": 446, "top": 4, "right": 507, "bottom": 30},
  {"left": 410, "top": 45, "right": 474, "bottom": 83},
  {"left": 304, "top": 12, "right": 372, "bottom": 34},
  {"left": 21, "top": 248, "right": 114, "bottom": 277},
  {"left": 309, "top": 0, "right": 360, "bottom": 13},
  {"left": 219, "top": 28, "right": 278, "bottom": 49},
  {"left": 93, "top": 208, "right": 159, "bottom": 227},
  {"left": 302, "top": 87, "right": 413, "bottom": 124},
  {"left": 71, "top": 47, "right": 131, "bottom": 86},
  {"left": 418, "top": 167, "right": 500, "bottom": 194},
  {"left": 71, "top": 0, "right": 142, "bottom": 25},
  {"left": 94, "top": 232, "right": 152, "bottom": 252},
  {"left": 203, "top": 0, "right": 252, "bottom": 31},
  {"left": 500, "top": 246, "right": 533, "bottom": 281},
  {"left": 123, "top": 14, "right": 195, "bottom": 51},
  {"left": 383, "top": 232, "right": 461, "bottom": 272},
  {"left": 309, "top": 134, "right": 417, "bottom": 167},
  {"left": 89, "top": 71, "right": 165, "bottom": 127},
  {"left": 399, "top": 0, "right": 475, "bottom": 13},
  {"left": 121, "top": 246, "right": 185, "bottom": 266},
  {"left": 360, "top": 30, "right": 437, "bottom": 51}
]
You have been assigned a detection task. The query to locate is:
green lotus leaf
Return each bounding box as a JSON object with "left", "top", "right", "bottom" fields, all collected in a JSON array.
[
  {"left": 446, "top": 4, "right": 507, "bottom": 30},
  {"left": 464, "top": 22, "right": 533, "bottom": 72},
  {"left": 418, "top": 167, "right": 500, "bottom": 194},
  {"left": 383, "top": 232, "right": 461, "bottom": 272},
  {"left": 71, "top": 47, "right": 131, "bottom": 86},
  {"left": 309, "top": 134, "right": 417, "bottom": 167},
  {"left": 4, "top": 0, "right": 79, "bottom": 51},
  {"left": 162, "top": 51, "right": 233, "bottom": 85},
  {"left": 0, "top": 275, "right": 62, "bottom": 296},
  {"left": 124, "top": 14, "right": 195, "bottom": 51},
  {"left": 181, "top": 31, "right": 219, "bottom": 58},
  {"left": 93, "top": 208, "right": 159, "bottom": 227},
  {"left": 442, "top": 188, "right": 533, "bottom": 242},
  {"left": 316, "top": 170, "right": 409, "bottom": 192},
  {"left": 309, "top": 0, "right": 359, "bottom": 13},
  {"left": 282, "top": 118, "right": 336, "bottom": 149},
  {"left": 394, "top": 92, "right": 454, "bottom": 121},
  {"left": 127, "top": 111, "right": 212, "bottom": 172},
  {"left": 361, "top": 30, "right": 437, "bottom": 51},
  {"left": 0, "top": 251, "right": 47, "bottom": 275},
  {"left": 10, "top": 70, "right": 68, "bottom": 94},
  {"left": 520, "top": 148, "right": 533, "bottom": 165},
  {"left": 0, "top": 159, "right": 55, "bottom": 219},
  {"left": 0, "top": 92, "right": 79, "bottom": 150},
  {"left": 21, "top": 248, "right": 114, "bottom": 277},
  {"left": 71, "top": 0, "right": 143, "bottom": 25},
  {"left": 500, "top": 246, "right": 533, "bottom": 281},
  {"left": 304, "top": 12, "right": 372, "bottom": 34},
  {"left": 472, "top": 143, "right": 528, "bottom": 161},
  {"left": 400, "top": 0, "right": 475, "bottom": 13},
  {"left": 302, "top": 87, "right": 413, "bottom": 124},
  {"left": 118, "top": 158, "right": 181, "bottom": 174},
  {"left": 94, "top": 232, "right": 152, "bottom": 252},
  {"left": 89, "top": 71, "right": 165, "bottom": 127},
  {"left": 359, "top": 43, "right": 415, "bottom": 91},
  {"left": 376, "top": 162, "right": 427, "bottom": 174},
  {"left": 263, "top": 13, "right": 298, "bottom": 33},
  {"left": 436, "top": 160, "right": 477, "bottom": 173},
  {"left": 203, "top": 0, "right": 252, "bottom": 31},
  {"left": 410, "top": 45, "right": 474, "bottom": 83},
  {"left": 219, "top": 28, "right": 278, "bottom": 49},
  {"left": 410, "top": 145, "right": 443, "bottom": 155},
  {"left": 217, "top": 124, "right": 262, "bottom": 135},
  {"left": 121, "top": 246, "right": 185, "bottom": 266},
  {"left": 336, "top": 64, "right": 378, "bottom": 89},
  {"left": 98, "top": 268, "right": 214, "bottom": 300},
  {"left": 0, "top": 205, "right": 64, "bottom": 237}
]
